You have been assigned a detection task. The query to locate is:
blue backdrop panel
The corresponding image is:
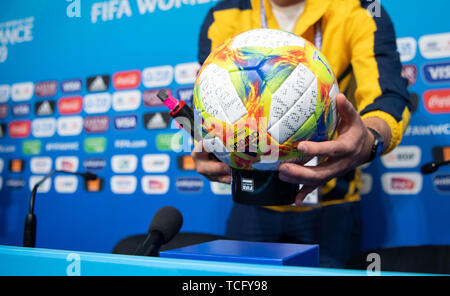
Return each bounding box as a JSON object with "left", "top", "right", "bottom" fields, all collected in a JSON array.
[
  {"left": 0, "top": 0, "right": 449, "bottom": 254},
  {"left": 359, "top": 0, "right": 450, "bottom": 250},
  {"left": 0, "top": 0, "right": 231, "bottom": 253}
]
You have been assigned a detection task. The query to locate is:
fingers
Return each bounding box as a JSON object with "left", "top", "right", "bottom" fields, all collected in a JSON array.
[
  {"left": 278, "top": 163, "right": 319, "bottom": 206},
  {"left": 195, "top": 158, "right": 231, "bottom": 177},
  {"left": 191, "top": 141, "right": 231, "bottom": 184},
  {"left": 278, "top": 158, "right": 342, "bottom": 186},
  {"left": 298, "top": 140, "right": 351, "bottom": 158},
  {"left": 296, "top": 94, "right": 363, "bottom": 159},
  {"left": 295, "top": 185, "right": 316, "bottom": 206},
  {"left": 216, "top": 174, "right": 232, "bottom": 184},
  {"left": 336, "top": 93, "right": 359, "bottom": 124}
]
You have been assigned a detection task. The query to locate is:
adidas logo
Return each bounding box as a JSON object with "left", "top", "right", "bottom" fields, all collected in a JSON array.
[
  {"left": 35, "top": 100, "right": 55, "bottom": 116},
  {"left": 0, "top": 124, "right": 6, "bottom": 138},
  {"left": 144, "top": 112, "right": 170, "bottom": 130},
  {"left": 87, "top": 75, "right": 110, "bottom": 92}
]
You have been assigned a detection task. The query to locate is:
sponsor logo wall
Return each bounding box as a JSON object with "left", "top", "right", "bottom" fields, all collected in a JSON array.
[
  {"left": 356, "top": 27, "right": 450, "bottom": 207},
  {"left": 0, "top": 52, "right": 230, "bottom": 250},
  {"left": 384, "top": 28, "right": 450, "bottom": 198},
  {"left": 0, "top": 0, "right": 448, "bottom": 253},
  {"left": 355, "top": 3, "right": 450, "bottom": 250}
]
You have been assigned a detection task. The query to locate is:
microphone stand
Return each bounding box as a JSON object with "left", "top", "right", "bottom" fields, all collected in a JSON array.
[{"left": 23, "top": 170, "right": 98, "bottom": 248}]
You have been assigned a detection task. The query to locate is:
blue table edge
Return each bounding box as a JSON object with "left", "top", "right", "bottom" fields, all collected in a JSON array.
[{"left": 0, "top": 245, "right": 434, "bottom": 276}]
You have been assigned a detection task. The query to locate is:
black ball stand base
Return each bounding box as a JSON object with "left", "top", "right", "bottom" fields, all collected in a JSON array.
[{"left": 231, "top": 168, "right": 298, "bottom": 206}]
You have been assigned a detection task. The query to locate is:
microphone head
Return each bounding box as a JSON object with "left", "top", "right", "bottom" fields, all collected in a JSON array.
[
  {"left": 83, "top": 171, "right": 98, "bottom": 181},
  {"left": 148, "top": 206, "right": 183, "bottom": 243},
  {"left": 421, "top": 162, "right": 438, "bottom": 175}
]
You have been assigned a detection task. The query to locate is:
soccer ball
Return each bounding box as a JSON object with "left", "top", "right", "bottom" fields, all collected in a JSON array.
[{"left": 193, "top": 29, "right": 339, "bottom": 170}]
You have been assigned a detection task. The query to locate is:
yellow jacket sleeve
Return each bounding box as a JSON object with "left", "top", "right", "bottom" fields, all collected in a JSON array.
[{"left": 347, "top": 1, "right": 411, "bottom": 153}]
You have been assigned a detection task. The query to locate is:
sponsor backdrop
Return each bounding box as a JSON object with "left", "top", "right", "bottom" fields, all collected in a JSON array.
[{"left": 0, "top": 0, "right": 449, "bottom": 253}]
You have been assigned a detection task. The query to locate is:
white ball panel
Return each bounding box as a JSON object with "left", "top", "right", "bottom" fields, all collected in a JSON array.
[
  {"left": 268, "top": 63, "right": 316, "bottom": 128},
  {"left": 198, "top": 63, "right": 248, "bottom": 124},
  {"left": 268, "top": 79, "right": 317, "bottom": 144},
  {"left": 231, "top": 29, "right": 305, "bottom": 50}
]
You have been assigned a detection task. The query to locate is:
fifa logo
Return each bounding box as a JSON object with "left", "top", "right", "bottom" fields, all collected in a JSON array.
[
  {"left": 241, "top": 178, "right": 254, "bottom": 193},
  {"left": 0, "top": 17, "right": 34, "bottom": 63},
  {"left": 66, "top": 0, "right": 82, "bottom": 18}
]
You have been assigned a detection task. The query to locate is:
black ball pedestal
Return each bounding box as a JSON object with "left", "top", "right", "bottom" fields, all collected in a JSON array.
[{"left": 231, "top": 168, "right": 298, "bottom": 206}]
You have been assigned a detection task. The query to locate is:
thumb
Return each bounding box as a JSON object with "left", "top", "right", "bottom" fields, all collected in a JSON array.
[{"left": 336, "top": 93, "right": 358, "bottom": 124}]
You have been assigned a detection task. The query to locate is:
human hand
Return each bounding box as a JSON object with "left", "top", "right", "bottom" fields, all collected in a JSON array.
[
  {"left": 278, "top": 93, "right": 377, "bottom": 206},
  {"left": 191, "top": 141, "right": 232, "bottom": 184}
]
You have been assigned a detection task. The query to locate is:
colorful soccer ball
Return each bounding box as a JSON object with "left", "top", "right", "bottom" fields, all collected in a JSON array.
[{"left": 193, "top": 29, "right": 339, "bottom": 170}]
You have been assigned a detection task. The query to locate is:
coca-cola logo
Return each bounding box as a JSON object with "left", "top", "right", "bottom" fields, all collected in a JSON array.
[
  {"left": 58, "top": 96, "right": 83, "bottom": 115},
  {"left": 9, "top": 120, "right": 31, "bottom": 138},
  {"left": 423, "top": 89, "right": 450, "bottom": 113},
  {"left": 113, "top": 70, "right": 141, "bottom": 90}
]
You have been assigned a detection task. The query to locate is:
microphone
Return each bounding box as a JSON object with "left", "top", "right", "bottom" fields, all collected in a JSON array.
[
  {"left": 23, "top": 170, "right": 99, "bottom": 248},
  {"left": 135, "top": 206, "right": 183, "bottom": 257},
  {"left": 421, "top": 160, "right": 450, "bottom": 174}
]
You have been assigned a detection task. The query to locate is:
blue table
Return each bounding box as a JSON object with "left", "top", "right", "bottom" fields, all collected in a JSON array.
[
  {"left": 0, "top": 245, "right": 419, "bottom": 276},
  {"left": 160, "top": 240, "right": 319, "bottom": 267}
]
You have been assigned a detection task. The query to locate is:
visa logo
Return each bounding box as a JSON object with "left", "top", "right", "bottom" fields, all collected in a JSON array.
[
  {"left": 422, "top": 62, "right": 450, "bottom": 84},
  {"left": 61, "top": 79, "right": 82, "bottom": 93},
  {"left": 12, "top": 103, "right": 30, "bottom": 116},
  {"left": 114, "top": 115, "right": 137, "bottom": 130}
]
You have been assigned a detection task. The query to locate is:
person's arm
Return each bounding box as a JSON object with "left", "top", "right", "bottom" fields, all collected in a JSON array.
[
  {"left": 278, "top": 2, "right": 411, "bottom": 205},
  {"left": 348, "top": 1, "right": 411, "bottom": 153}
]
